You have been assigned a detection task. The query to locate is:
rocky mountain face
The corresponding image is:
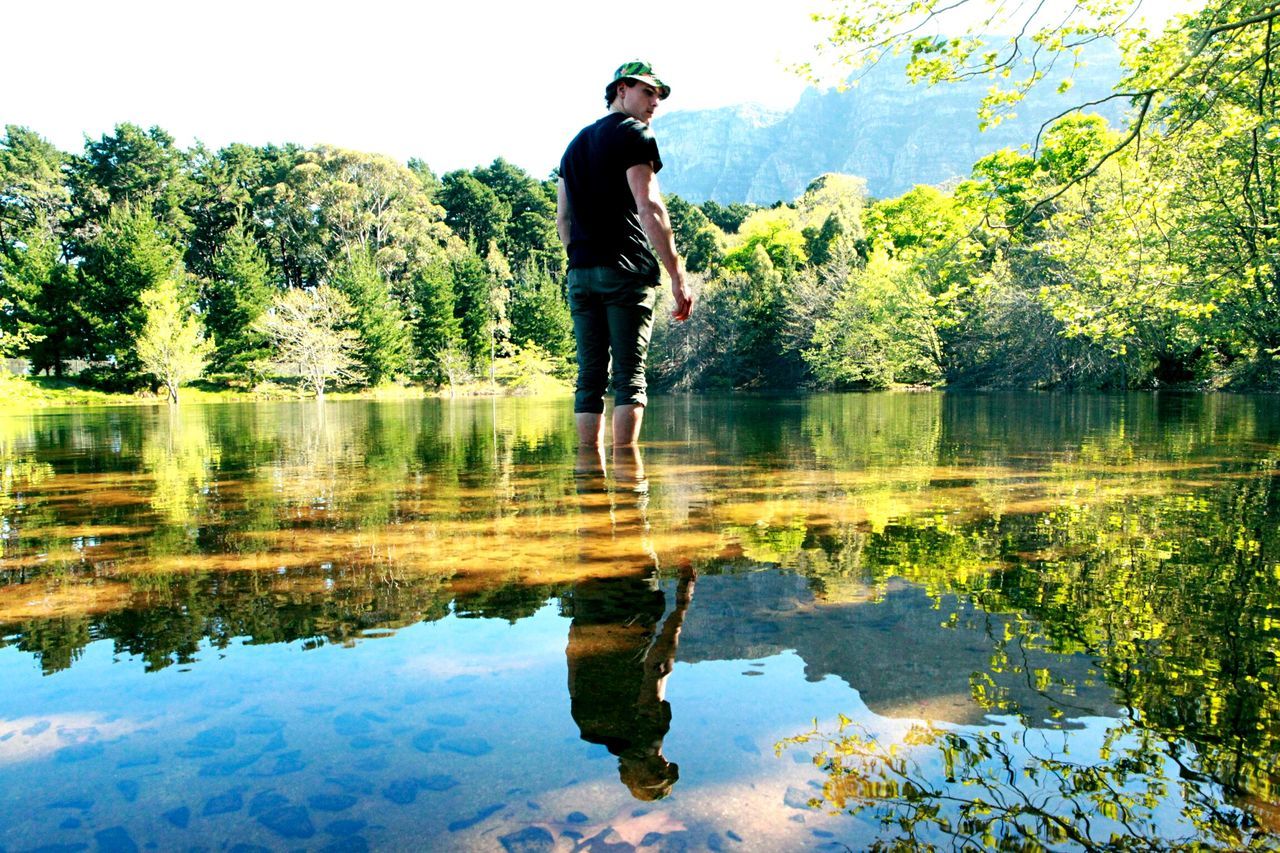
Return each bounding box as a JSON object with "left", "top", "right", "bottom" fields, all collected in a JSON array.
[
  {"left": 655, "top": 47, "right": 1123, "bottom": 203},
  {"left": 672, "top": 571, "right": 1116, "bottom": 726}
]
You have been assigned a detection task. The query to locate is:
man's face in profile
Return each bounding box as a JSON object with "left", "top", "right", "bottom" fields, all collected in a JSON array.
[{"left": 617, "top": 81, "right": 663, "bottom": 125}]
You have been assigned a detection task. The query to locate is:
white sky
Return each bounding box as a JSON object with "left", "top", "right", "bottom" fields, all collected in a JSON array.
[{"left": 3, "top": 0, "right": 1196, "bottom": 179}]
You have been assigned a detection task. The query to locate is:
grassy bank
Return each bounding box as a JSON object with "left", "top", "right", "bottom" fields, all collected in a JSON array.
[{"left": 0, "top": 373, "right": 572, "bottom": 409}]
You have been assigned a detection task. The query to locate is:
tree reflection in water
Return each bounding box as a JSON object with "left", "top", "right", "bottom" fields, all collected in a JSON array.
[
  {"left": 564, "top": 445, "right": 696, "bottom": 800},
  {"left": 3, "top": 395, "right": 1280, "bottom": 842},
  {"left": 780, "top": 714, "right": 1272, "bottom": 850}
]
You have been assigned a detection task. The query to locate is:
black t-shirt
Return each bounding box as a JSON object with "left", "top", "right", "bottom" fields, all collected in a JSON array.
[{"left": 560, "top": 112, "right": 663, "bottom": 279}]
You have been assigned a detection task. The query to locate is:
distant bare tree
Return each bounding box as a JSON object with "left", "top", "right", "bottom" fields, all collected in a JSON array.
[{"left": 254, "top": 285, "right": 362, "bottom": 399}]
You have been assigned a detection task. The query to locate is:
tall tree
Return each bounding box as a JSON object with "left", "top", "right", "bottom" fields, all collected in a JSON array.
[
  {"left": 0, "top": 125, "right": 70, "bottom": 250},
  {"left": 451, "top": 247, "right": 499, "bottom": 372},
  {"left": 0, "top": 218, "right": 56, "bottom": 356},
  {"left": 408, "top": 257, "right": 462, "bottom": 383},
  {"left": 205, "top": 221, "right": 275, "bottom": 378},
  {"left": 406, "top": 157, "right": 441, "bottom": 200},
  {"left": 509, "top": 263, "right": 573, "bottom": 364},
  {"left": 666, "top": 194, "right": 723, "bottom": 273},
  {"left": 79, "top": 203, "right": 185, "bottom": 381},
  {"left": 258, "top": 146, "right": 454, "bottom": 291},
  {"left": 331, "top": 247, "right": 412, "bottom": 385},
  {"left": 184, "top": 142, "right": 273, "bottom": 279},
  {"left": 439, "top": 171, "right": 509, "bottom": 251},
  {"left": 68, "top": 124, "right": 193, "bottom": 242},
  {"left": 471, "top": 158, "right": 562, "bottom": 271}
]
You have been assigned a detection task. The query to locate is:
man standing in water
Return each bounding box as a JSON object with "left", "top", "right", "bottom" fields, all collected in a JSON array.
[{"left": 557, "top": 60, "right": 694, "bottom": 448}]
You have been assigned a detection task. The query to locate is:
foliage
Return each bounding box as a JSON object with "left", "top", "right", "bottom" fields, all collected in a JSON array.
[
  {"left": 408, "top": 257, "right": 462, "bottom": 383},
  {"left": 700, "top": 199, "right": 758, "bottom": 234},
  {"left": 7, "top": 10, "right": 1280, "bottom": 398},
  {"left": 666, "top": 195, "right": 723, "bottom": 273},
  {"left": 493, "top": 341, "right": 572, "bottom": 396},
  {"left": 805, "top": 248, "right": 942, "bottom": 388},
  {"left": 440, "top": 171, "right": 510, "bottom": 251},
  {"left": 0, "top": 219, "right": 55, "bottom": 356},
  {"left": 79, "top": 203, "right": 186, "bottom": 382},
  {"left": 253, "top": 285, "right": 362, "bottom": 398},
  {"left": 509, "top": 263, "right": 573, "bottom": 368},
  {"left": 68, "top": 123, "right": 194, "bottom": 241},
  {"left": 136, "top": 277, "right": 214, "bottom": 403},
  {"left": 331, "top": 247, "right": 411, "bottom": 385},
  {"left": 470, "top": 158, "right": 561, "bottom": 272},
  {"left": 204, "top": 221, "right": 274, "bottom": 380},
  {"left": 450, "top": 246, "right": 503, "bottom": 375},
  {"left": 0, "top": 125, "right": 70, "bottom": 243}
]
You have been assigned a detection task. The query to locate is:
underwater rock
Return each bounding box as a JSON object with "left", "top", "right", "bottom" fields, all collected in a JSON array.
[
  {"left": 499, "top": 826, "right": 555, "bottom": 853},
  {"left": 447, "top": 803, "right": 504, "bottom": 831},
  {"left": 255, "top": 805, "right": 315, "bottom": 839},
  {"left": 439, "top": 737, "right": 492, "bottom": 757},
  {"left": 202, "top": 789, "right": 244, "bottom": 816},
  {"left": 307, "top": 794, "right": 357, "bottom": 812},
  {"left": 94, "top": 826, "right": 138, "bottom": 853},
  {"left": 162, "top": 806, "right": 190, "bottom": 828}
]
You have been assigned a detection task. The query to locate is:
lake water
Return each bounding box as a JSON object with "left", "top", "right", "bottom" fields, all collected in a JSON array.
[{"left": 1, "top": 393, "right": 1277, "bottom": 851}]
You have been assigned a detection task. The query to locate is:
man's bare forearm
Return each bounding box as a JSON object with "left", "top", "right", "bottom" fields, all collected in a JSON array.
[
  {"left": 637, "top": 200, "right": 682, "bottom": 283},
  {"left": 556, "top": 177, "right": 572, "bottom": 249}
]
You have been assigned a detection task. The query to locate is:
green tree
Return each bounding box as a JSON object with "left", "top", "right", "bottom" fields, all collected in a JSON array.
[
  {"left": 331, "top": 247, "right": 411, "bottom": 385},
  {"left": 805, "top": 247, "right": 942, "bottom": 389},
  {"left": 450, "top": 246, "right": 500, "bottom": 374},
  {"left": 440, "top": 171, "right": 509, "bottom": 251},
  {"left": 136, "top": 277, "right": 213, "bottom": 403},
  {"left": 408, "top": 257, "right": 462, "bottom": 383},
  {"left": 666, "top": 194, "right": 723, "bottom": 273},
  {"left": 509, "top": 264, "right": 573, "bottom": 365},
  {"left": 205, "top": 221, "right": 275, "bottom": 379},
  {"left": 79, "top": 203, "right": 185, "bottom": 382},
  {"left": 68, "top": 124, "right": 193, "bottom": 242},
  {"left": 700, "top": 200, "right": 758, "bottom": 234},
  {"left": 0, "top": 218, "right": 56, "bottom": 356},
  {"left": 406, "top": 157, "right": 441, "bottom": 199},
  {"left": 184, "top": 142, "right": 274, "bottom": 280},
  {"left": 482, "top": 242, "right": 513, "bottom": 387},
  {"left": 724, "top": 208, "right": 808, "bottom": 273},
  {"left": 471, "top": 158, "right": 561, "bottom": 271},
  {"left": 257, "top": 146, "right": 455, "bottom": 295},
  {"left": 0, "top": 125, "right": 70, "bottom": 249},
  {"left": 0, "top": 127, "right": 78, "bottom": 371}
]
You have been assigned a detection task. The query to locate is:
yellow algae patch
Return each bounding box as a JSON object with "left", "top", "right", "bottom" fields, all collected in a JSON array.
[
  {"left": 0, "top": 546, "right": 96, "bottom": 570},
  {"left": 19, "top": 524, "right": 151, "bottom": 540},
  {"left": 0, "top": 579, "right": 135, "bottom": 621}
]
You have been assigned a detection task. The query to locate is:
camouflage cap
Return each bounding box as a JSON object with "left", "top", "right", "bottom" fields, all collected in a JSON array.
[{"left": 613, "top": 60, "right": 671, "bottom": 100}]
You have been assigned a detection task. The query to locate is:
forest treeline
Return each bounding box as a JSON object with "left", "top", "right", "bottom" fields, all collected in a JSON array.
[{"left": 0, "top": 0, "right": 1276, "bottom": 396}]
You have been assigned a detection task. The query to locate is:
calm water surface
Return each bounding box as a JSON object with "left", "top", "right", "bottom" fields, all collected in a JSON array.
[{"left": 1, "top": 394, "right": 1278, "bottom": 851}]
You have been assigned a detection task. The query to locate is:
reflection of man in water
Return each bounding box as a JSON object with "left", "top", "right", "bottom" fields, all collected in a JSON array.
[{"left": 565, "top": 446, "right": 696, "bottom": 800}]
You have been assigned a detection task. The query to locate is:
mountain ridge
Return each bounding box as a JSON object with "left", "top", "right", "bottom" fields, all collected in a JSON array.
[{"left": 654, "top": 46, "right": 1125, "bottom": 203}]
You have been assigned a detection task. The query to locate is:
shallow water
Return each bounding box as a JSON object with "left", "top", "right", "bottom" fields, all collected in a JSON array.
[{"left": 0, "top": 393, "right": 1277, "bottom": 851}]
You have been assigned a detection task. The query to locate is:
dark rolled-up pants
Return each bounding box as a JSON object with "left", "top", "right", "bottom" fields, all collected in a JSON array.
[{"left": 568, "top": 266, "right": 658, "bottom": 414}]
